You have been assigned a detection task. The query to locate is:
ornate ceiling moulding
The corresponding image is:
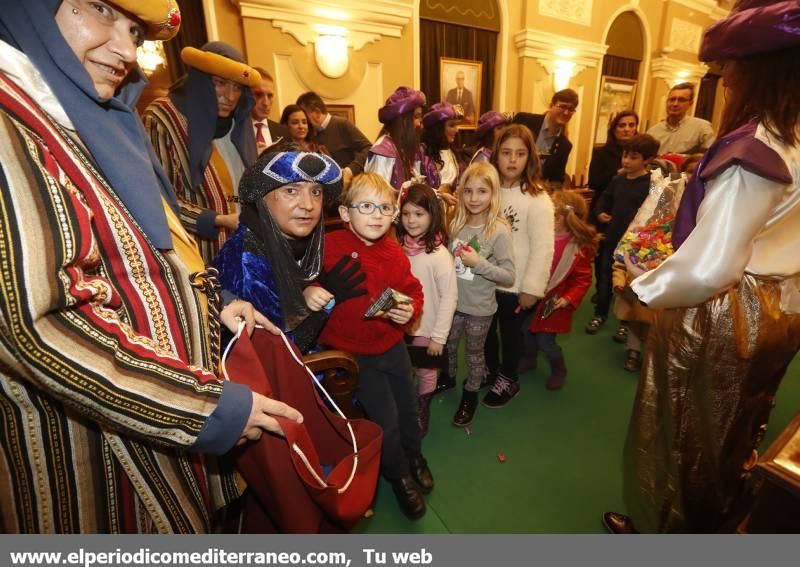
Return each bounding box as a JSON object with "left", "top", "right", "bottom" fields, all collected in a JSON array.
[
  {"left": 669, "top": 0, "right": 730, "bottom": 19},
  {"left": 232, "top": 0, "right": 413, "bottom": 50},
  {"left": 514, "top": 29, "right": 608, "bottom": 77},
  {"left": 650, "top": 55, "right": 709, "bottom": 87}
]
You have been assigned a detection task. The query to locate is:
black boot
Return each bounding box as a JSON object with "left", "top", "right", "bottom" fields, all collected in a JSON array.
[
  {"left": 432, "top": 374, "right": 456, "bottom": 396},
  {"left": 391, "top": 474, "right": 426, "bottom": 519},
  {"left": 417, "top": 392, "right": 434, "bottom": 438},
  {"left": 452, "top": 388, "right": 478, "bottom": 427},
  {"left": 409, "top": 454, "right": 434, "bottom": 493},
  {"left": 545, "top": 352, "right": 567, "bottom": 390}
]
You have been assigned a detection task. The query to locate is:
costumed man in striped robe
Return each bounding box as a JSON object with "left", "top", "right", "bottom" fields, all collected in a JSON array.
[
  {"left": 144, "top": 42, "right": 260, "bottom": 264},
  {"left": 0, "top": 0, "right": 301, "bottom": 533}
]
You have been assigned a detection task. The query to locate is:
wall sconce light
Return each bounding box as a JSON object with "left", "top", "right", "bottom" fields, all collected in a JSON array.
[
  {"left": 137, "top": 41, "right": 165, "bottom": 76},
  {"left": 674, "top": 70, "right": 690, "bottom": 85},
  {"left": 553, "top": 60, "right": 576, "bottom": 91},
  {"left": 315, "top": 34, "right": 349, "bottom": 78}
]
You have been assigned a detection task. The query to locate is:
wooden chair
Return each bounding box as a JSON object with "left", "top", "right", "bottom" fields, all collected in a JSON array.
[{"left": 303, "top": 350, "right": 361, "bottom": 419}]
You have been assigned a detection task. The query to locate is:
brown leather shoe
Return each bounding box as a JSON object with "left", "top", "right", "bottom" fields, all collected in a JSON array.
[{"left": 602, "top": 512, "right": 639, "bottom": 534}]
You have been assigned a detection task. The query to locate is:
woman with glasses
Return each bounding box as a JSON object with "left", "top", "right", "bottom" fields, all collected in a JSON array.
[
  {"left": 215, "top": 144, "right": 366, "bottom": 354},
  {"left": 0, "top": 0, "right": 301, "bottom": 533}
]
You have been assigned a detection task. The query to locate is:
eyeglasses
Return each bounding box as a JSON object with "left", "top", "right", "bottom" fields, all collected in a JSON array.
[
  {"left": 667, "top": 97, "right": 691, "bottom": 103},
  {"left": 348, "top": 202, "right": 396, "bottom": 216},
  {"left": 554, "top": 103, "right": 578, "bottom": 113}
]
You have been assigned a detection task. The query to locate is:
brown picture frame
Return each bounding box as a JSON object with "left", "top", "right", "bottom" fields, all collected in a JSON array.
[
  {"left": 328, "top": 104, "right": 355, "bottom": 124},
  {"left": 440, "top": 57, "right": 483, "bottom": 129},
  {"left": 594, "top": 76, "right": 638, "bottom": 146}
]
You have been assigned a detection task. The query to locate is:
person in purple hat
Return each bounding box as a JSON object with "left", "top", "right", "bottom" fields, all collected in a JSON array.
[
  {"left": 469, "top": 110, "right": 510, "bottom": 165},
  {"left": 365, "top": 86, "right": 426, "bottom": 191},
  {"left": 419, "top": 102, "right": 463, "bottom": 206},
  {"left": 604, "top": 0, "right": 800, "bottom": 534}
]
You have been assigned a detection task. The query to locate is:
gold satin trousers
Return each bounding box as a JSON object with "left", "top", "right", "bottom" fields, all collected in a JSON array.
[{"left": 623, "top": 273, "right": 800, "bottom": 533}]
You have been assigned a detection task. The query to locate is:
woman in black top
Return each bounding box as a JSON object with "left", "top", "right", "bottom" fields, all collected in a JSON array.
[
  {"left": 586, "top": 110, "right": 638, "bottom": 327},
  {"left": 588, "top": 110, "right": 639, "bottom": 207}
]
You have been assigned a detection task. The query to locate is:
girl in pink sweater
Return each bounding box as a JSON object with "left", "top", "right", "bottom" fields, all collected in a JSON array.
[{"left": 397, "top": 184, "right": 458, "bottom": 437}]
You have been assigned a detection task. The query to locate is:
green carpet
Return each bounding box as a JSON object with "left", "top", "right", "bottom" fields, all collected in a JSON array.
[{"left": 353, "top": 295, "right": 800, "bottom": 534}]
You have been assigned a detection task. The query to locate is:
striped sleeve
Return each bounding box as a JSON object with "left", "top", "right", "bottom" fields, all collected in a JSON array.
[
  {"left": 0, "top": 111, "right": 245, "bottom": 453},
  {"left": 142, "top": 104, "right": 208, "bottom": 237}
]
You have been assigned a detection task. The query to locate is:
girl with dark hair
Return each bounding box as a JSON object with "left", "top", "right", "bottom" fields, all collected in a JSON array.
[
  {"left": 419, "top": 102, "right": 463, "bottom": 206},
  {"left": 365, "top": 86, "right": 426, "bottom": 191},
  {"left": 397, "top": 184, "right": 458, "bottom": 436},
  {"left": 481, "top": 124, "right": 554, "bottom": 408},
  {"left": 605, "top": 0, "right": 800, "bottom": 534}
]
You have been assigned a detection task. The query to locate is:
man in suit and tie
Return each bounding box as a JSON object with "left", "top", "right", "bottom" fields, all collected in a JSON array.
[
  {"left": 445, "top": 71, "right": 476, "bottom": 124},
  {"left": 251, "top": 67, "right": 287, "bottom": 154},
  {"left": 512, "top": 88, "right": 579, "bottom": 185}
]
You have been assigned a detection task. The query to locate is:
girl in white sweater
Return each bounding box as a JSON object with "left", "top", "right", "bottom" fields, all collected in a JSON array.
[
  {"left": 484, "top": 124, "right": 555, "bottom": 408},
  {"left": 398, "top": 184, "right": 458, "bottom": 437}
]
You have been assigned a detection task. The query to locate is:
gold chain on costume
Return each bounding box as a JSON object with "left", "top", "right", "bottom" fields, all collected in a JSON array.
[{"left": 189, "top": 268, "right": 222, "bottom": 370}]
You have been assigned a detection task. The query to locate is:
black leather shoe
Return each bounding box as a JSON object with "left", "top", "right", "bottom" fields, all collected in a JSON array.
[
  {"left": 602, "top": 512, "right": 639, "bottom": 534},
  {"left": 409, "top": 454, "right": 434, "bottom": 493},
  {"left": 392, "top": 475, "right": 426, "bottom": 519},
  {"left": 432, "top": 374, "right": 456, "bottom": 396},
  {"left": 452, "top": 388, "right": 478, "bottom": 427}
]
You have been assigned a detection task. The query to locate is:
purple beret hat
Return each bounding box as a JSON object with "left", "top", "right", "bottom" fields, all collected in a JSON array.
[
  {"left": 700, "top": 0, "right": 800, "bottom": 61},
  {"left": 378, "top": 86, "right": 426, "bottom": 124},
  {"left": 422, "top": 102, "right": 457, "bottom": 128},
  {"left": 475, "top": 111, "right": 510, "bottom": 138}
]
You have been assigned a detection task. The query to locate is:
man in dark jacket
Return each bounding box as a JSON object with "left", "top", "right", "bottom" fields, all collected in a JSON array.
[
  {"left": 512, "top": 88, "right": 579, "bottom": 184},
  {"left": 297, "top": 91, "right": 372, "bottom": 188}
]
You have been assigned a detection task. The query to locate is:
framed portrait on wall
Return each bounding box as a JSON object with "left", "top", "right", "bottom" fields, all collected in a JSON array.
[
  {"left": 594, "top": 76, "right": 638, "bottom": 145},
  {"left": 327, "top": 104, "right": 356, "bottom": 124},
  {"left": 440, "top": 57, "right": 482, "bottom": 128}
]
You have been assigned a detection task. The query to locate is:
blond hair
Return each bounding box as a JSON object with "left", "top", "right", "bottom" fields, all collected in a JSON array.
[
  {"left": 552, "top": 189, "right": 600, "bottom": 257},
  {"left": 450, "top": 162, "right": 508, "bottom": 240},
  {"left": 343, "top": 172, "right": 396, "bottom": 207}
]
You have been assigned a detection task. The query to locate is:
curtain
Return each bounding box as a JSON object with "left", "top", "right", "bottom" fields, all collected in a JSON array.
[
  {"left": 695, "top": 73, "right": 720, "bottom": 121},
  {"left": 163, "top": 0, "right": 209, "bottom": 83},
  {"left": 601, "top": 55, "right": 640, "bottom": 80},
  {"left": 420, "top": 18, "right": 498, "bottom": 128}
]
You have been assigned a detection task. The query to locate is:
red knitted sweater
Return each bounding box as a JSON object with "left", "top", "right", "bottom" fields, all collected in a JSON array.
[{"left": 319, "top": 228, "right": 424, "bottom": 355}]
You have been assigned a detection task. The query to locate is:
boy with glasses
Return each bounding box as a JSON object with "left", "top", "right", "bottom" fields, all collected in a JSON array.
[
  {"left": 317, "top": 173, "right": 433, "bottom": 520},
  {"left": 512, "top": 88, "right": 579, "bottom": 185},
  {"left": 646, "top": 82, "right": 715, "bottom": 154}
]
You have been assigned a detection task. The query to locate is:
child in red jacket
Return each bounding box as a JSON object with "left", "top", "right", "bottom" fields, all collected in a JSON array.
[
  {"left": 528, "top": 190, "right": 599, "bottom": 390},
  {"left": 317, "top": 173, "right": 430, "bottom": 520}
]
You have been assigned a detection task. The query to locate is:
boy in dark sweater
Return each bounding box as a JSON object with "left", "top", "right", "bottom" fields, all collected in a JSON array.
[
  {"left": 317, "top": 173, "right": 430, "bottom": 520},
  {"left": 586, "top": 134, "right": 659, "bottom": 335}
]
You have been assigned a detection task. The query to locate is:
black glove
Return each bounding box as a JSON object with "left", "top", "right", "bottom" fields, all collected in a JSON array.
[{"left": 317, "top": 254, "right": 368, "bottom": 304}]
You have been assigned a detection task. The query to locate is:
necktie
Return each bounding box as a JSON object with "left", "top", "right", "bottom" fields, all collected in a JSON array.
[
  {"left": 457, "top": 89, "right": 462, "bottom": 104},
  {"left": 255, "top": 122, "right": 266, "bottom": 146}
]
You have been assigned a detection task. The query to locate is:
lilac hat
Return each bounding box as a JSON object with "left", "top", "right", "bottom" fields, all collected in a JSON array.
[
  {"left": 422, "top": 102, "right": 457, "bottom": 128},
  {"left": 475, "top": 111, "right": 510, "bottom": 138},
  {"left": 378, "top": 86, "right": 426, "bottom": 124},
  {"left": 700, "top": 0, "right": 800, "bottom": 61}
]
